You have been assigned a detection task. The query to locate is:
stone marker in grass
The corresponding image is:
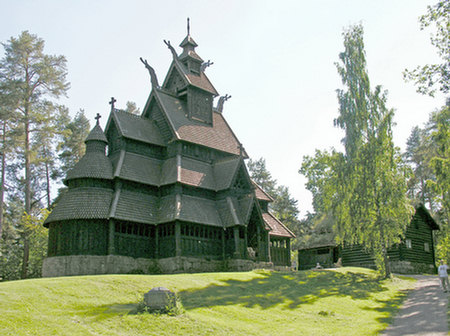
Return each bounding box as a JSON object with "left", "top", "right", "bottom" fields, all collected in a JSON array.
[{"left": 144, "top": 287, "right": 176, "bottom": 312}]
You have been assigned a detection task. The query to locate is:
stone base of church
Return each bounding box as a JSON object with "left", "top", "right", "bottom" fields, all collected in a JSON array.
[{"left": 42, "top": 255, "right": 274, "bottom": 277}]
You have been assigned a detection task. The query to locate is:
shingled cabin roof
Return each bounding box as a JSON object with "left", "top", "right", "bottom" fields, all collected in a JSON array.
[{"left": 263, "top": 212, "right": 296, "bottom": 238}]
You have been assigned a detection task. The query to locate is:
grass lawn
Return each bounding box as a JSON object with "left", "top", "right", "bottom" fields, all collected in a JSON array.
[{"left": 0, "top": 267, "right": 415, "bottom": 336}]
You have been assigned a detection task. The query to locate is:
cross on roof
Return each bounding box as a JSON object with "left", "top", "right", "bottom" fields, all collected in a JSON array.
[
  {"left": 95, "top": 113, "right": 101, "bottom": 126},
  {"left": 109, "top": 97, "right": 117, "bottom": 112}
]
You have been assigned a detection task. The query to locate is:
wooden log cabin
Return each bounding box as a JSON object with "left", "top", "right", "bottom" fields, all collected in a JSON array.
[
  {"left": 42, "top": 27, "right": 294, "bottom": 277},
  {"left": 298, "top": 205, "right": 439, "bottom": 273}
]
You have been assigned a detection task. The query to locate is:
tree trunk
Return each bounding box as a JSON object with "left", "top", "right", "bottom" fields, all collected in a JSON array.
[
  {"left": 44, "top": 148, "right": 51, "bottom": 208},
  {"left": 21, "top": 102, "right": 31, "bottom": 279},
  {"left": 0, "top": 121, "right": 6, "bottom": 238}
]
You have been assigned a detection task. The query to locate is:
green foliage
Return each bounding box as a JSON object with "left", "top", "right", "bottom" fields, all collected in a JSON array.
[
  {"left": 404, "top": 106, "right": 449, "bottom": 262},
  {"left": 0, "top": 269, "right": 415, "bottom": 335},
  {"left": 403, "top": 0, "right": 449, "bottom": 96},
  {"left": 428, "top": 106, "right": 450, "bottom": 261},
  {"left": 0, "top": 207, "right": 48, "bottom": 281},
  {"left": 124, "top": 101, "right": 141, "bottom": 115},
  {"left": 20, "top": 209, "right": 49, "bottom": 278},
  {"left": 247, "top": 157, "right": 302, "bottom": 248},
  {"left": 296, "top": 212, "right": 336, "bottom": 249},
  {"left": 246, "top": 157, "right": 277, "bottom": 196},
  {"left": 301, "top": 24, "right": 412, "bottom": 278},
  {"left": 0, "top": 31, "right": 68, "bottom": 278},
  {"left": 57, "top": 109, "right": 90, "bottom": 177}
]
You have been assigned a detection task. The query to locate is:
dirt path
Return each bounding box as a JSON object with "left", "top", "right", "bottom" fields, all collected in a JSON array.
[{"left": 381, "top": 275, "right": 448, "bottom": 336}]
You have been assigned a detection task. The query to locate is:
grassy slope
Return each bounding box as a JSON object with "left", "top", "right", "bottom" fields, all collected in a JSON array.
[{"left": 0, "top": 268, "right": 415, "bottom": 336}]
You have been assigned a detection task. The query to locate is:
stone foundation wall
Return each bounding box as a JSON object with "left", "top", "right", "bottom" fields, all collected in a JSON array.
[
  {"left": 42, "top": 255, "right": 275, "bottom": 277},
  {"left": 390, "top": 260, "right": 436, "bottom": 274}
]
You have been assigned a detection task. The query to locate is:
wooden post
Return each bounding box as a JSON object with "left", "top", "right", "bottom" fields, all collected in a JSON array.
[
  {"left": 222, "top": 228, "right": 226, "bottom": 260},
  {"left": 108, "top": 219, "right": 115, "bottom": 255},
  {"left": 267, "top": 233, "right": 271, "bottom": 263},
  {"left": 256, "top": 225, "right": 261, "bottom": 261},
  {"left": 175, "top": 222, "right": 181, "bottom": 257},
  {"left": 233, "top": 227, "right": 240, "bottom": 258},
  {"left": 286, "top": 239, "right": 291, "bottom": 267},
  {"left": 155, "top": 226, "right": 159, "bottom": 258}
]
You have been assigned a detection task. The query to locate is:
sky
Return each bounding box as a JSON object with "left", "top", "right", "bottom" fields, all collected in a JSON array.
[{"left": 1, "top": 0, "right": 446, "bottom": 218}]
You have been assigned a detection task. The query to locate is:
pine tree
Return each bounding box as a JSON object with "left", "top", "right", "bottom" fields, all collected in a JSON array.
[{"left": 0, "top": 31, "right": 69, "bottom": 278}]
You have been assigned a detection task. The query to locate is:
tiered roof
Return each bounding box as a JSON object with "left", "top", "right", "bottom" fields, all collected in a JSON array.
[{"left": 46, "top": 29, "right": 295, "bottom": 240}]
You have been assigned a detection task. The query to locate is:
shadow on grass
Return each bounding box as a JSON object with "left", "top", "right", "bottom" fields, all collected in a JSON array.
[
  {"left": 79, "top": 270, "right": 409, "bottom": 323},
  {"left": 179, "top": 270, "right": 388, "bottom": 310}
]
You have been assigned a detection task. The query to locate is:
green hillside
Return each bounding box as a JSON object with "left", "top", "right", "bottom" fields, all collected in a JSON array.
[{"left": 0, "top": 268, "right": 414, "bottom": 336}]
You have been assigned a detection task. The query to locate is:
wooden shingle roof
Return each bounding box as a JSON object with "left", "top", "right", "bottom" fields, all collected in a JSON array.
[
  {"left": 263, "top": 212, "right": 296, "bottom": 238},
  {"left": 114, "top": 152, "right": 161, "bottom": 186},
  {"left": 110, "top": 189, "right": 159, "bottom": 225},
  {"left": 154, "top": 89, "right": 246, "bottom": 156},
  {"left": 65, "top": 152, "right": 113, "bottom": 183},
  {"left": 253, "top": 182, "right": 274, "bottom": 202},
  {"left": 86, "top": 124, "right": 108, "bottom": 143},
  {"left": 106, "top": 109, "right": 166, "bottom": 146},
  {"left": 213, "top": 157, "right": 241, "bottom": 190},
  {"left": 172, "top": 60, "right": 218, "bottom": 96},
  {"left": 44, "top": 188, "right": 113, "bottom": 226}
]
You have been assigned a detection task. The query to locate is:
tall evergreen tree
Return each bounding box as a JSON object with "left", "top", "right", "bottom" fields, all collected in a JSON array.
[
  {"left": 57, "top": 109, "right": 90, "bottom": 177},
  {"left": 0, "top": 31, "right": 69, "bottom": 278},
  {"left": 247, "top": 158, "right": 277, "bottom": 196},
  {"left": 247, "top": 157, "right": 301, "bottom": 247}
]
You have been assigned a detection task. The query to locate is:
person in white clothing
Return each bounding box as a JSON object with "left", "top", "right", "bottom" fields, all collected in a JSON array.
[{"left": 438, "top": 260, "right": 448, "bottom": 292}]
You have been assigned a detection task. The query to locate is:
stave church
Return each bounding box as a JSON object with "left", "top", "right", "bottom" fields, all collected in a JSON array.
[{"left": 42, "top": 25, "right": 294, "bottom": 277}]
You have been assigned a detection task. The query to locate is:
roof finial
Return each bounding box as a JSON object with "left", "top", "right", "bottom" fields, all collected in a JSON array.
[
  {"left": 187, "top": 17, "right": 190, "bottom": 35},
  {"left": 216, "top": 94, "right": 232, "bottom": 113},
  {"left": 95, "top": 113, "right": 101, "bottom": 126},
  {"left": 109, "top": 97, "right": 116, "bottom": 113},
  {"left": 140, "top": 57, "right": 160, "bottom": 88}
]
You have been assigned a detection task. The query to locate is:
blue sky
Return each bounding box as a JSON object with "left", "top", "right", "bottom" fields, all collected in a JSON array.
[{"left": 1, "top": 0, "right": 445, "bottom": 217}]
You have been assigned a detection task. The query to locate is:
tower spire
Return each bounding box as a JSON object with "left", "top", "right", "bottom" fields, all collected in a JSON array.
[{"left": 187, "top": 17, "right": 190, "bottom": 35}]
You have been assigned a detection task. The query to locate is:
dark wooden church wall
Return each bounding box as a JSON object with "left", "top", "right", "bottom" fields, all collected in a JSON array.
[
  {"left": 149, "top": 103, "right": 172, "bottom": 142},
  {"left": 257, "top": 232, "right": 270, "bottom": 262},
  {"left": 158, "top": 223, "right": 176, "bottom": 258},
  {"left": 125, "top": 138, "right": 165, "bottom": 159},
  {"left": 270, "top": 238, "right": 290, "bottom": 266},
  {"left": 180, "top": 222, "right": 222, "bottom": 258},
  {"left": 48, "top": 220, "right": 108, "bottom": 256},
  {"left": 224, "top": 228, "right": 236, "bottom": 258},
  {"left": 114, "top": 221, "right": 155, "bottom": 258},
  {"left": 106, "top": 122, "right": 124, "bottom": 155}
]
